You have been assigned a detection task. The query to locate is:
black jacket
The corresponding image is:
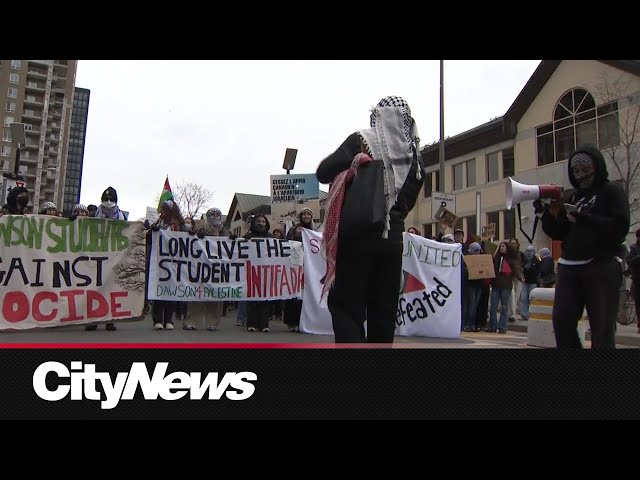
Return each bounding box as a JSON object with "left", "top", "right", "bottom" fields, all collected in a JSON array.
[
  {"left": 244, "top": 215, "right": 273, "bottom": 240},
  {"left": 316, "top": 132, "right": 424, "bottom": 241},
  {"left": 540, "top": 145, "right": 630, "bottom": 261},
  {"left": 627, "top": 240, "right": 640, "bottom": 282}
]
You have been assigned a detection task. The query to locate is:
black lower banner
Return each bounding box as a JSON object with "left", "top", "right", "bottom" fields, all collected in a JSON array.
[{"left": 1, "top": 347, "right": 638, "bottom": 420}]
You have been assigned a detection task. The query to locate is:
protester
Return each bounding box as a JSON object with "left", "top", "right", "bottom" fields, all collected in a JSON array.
[
  {"left": 243, "top": 214, "right": 273, "bottom": 332},
  {"left": 316, "top": 95, "right": 424, "bottom": 343},
  {"left": 519, "top": 245, "right": 541, "bottom": 321},
  {"left": 537, "top": 248, "right": 555, "bottom": 288},
  {"left": 407, "top": 226, "right": 421, "bottom": 235},
  {"left": 86, "top": 187, "right": 127, "bottom": 331},
  {"left": 183, "top": 207, "right": 231, "bottom": 331},
  {"left": 535, "top": 145, "right": 629, "bottom": 348},
  {"left": 462, "top": 242, "right": 484, "bottom": 332},
  {"left": 625, "top": 228, "right": 640, "bottom": 334},
  {"left": 5, "top": 186, "right": 29, "bottom": 215},
  {"left": 488, "top": 241, "right": 520, "bottom": 333},
  {"left": 71, "top": 203, "right": 89, "bottom": 218},
  {"left": 145, "top": 200, "right": 184, "bottom": 330},
  {"left": 40, "top": 202, "right": 58, "bottom": 216}
]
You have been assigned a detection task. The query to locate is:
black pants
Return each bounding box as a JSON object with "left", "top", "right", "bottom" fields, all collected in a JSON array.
[
  {"left": 475, "top": 284, "right": 490, "bottom": 329},
  {"left": 152, "top": 300, "right": 175, "bottom": 327},
  {"left": 553, "top": 259, "right": 621, "bottom": 349},
  {"left": 247, "top": 301, "right": 270, "bottom": 330},
  {"left": 328, "top": 237, "right": 403, "bottom": 343},
  {"left": 284, "top": 298, "right": 302, "bottom": 327}
]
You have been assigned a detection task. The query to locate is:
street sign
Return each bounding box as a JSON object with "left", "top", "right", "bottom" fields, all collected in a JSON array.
[
  {"left": 432, "top": 192, "right": 456, "bottom": 220},
  {"left": 481, "top": 223, "right": 496, "bottom": 240}
]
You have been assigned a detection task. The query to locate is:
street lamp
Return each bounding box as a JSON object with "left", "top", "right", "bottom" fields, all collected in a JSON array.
[{"left": 282, "top": 148, "right": 298, "bottom": 175}]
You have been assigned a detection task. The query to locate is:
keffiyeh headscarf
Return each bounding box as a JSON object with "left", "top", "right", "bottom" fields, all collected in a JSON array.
[
  {"left": 43, "top": 202, "right": 57, "bottom": 210},
  {"left": 359, "top": 95, "right": 421, "bottom": 239},
  {"left": 320, "top": 96, "right": 422, "bottom": 300}
]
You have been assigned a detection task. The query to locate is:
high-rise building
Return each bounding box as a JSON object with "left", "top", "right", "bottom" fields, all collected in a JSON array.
[
  {"left": 0, "top": 60, "right": 77, "bottom": 210},
  {"left": 62, "top": 87, "right": 89, "bottom": 215}
]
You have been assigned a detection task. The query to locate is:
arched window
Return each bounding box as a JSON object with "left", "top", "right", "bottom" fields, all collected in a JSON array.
[{"left": 536, "top": 88, "right": 619, "bottom": 166}]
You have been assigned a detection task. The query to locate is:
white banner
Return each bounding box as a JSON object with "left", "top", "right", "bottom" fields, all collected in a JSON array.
[
  {"left": 0, "top": 215, "right": 145, "bottom": 330},
  {"left": 300, "top": 230, "right": 462, "bottom": 338},
  {"left": 148, "top": 230, "right": 304, "bottom": 302}
]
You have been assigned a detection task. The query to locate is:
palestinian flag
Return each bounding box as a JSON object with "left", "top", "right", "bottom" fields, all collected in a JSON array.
[{"left": 157, "top": 176, "right": 174, "bottom": 212}]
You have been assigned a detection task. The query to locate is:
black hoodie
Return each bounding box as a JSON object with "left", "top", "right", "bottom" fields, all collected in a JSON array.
[
  {"left": 243, "top": 215, "right": 273, "bottom": 239},
  {"left": 540, "top": 145, "right": 629, "bottom": 261},
  {"left": 6, "top": 186, "right": 29, "bottom": 214}
]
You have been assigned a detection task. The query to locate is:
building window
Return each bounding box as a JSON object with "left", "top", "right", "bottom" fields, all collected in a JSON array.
[
  {"left": 486, "top": 152, "right": 499, "bottom": 182},
  {"left": 1, "top": 146, "right": 10, "bottom": 157},
  {"left": 11, "top": 60, "right": 20, "bottom": 69},
  {"left": 466, "top": 215, "right": 477, "bottom": 238},
  {"left": 9, "top": 73, "right": 19, "bottom": 84},
  {"left": 4, "top": 116, "right": 14, "bottom": 127},
  {"left": 453, "top": 163, "right": 464, "bottom": 191},
  {"left": 423, "top": 223, "right": 434, "bottom": 238},
  {"left": 466, "top": 159, "right": 476, "bottom": 188},
  {"left": 502, "top": 148, "right": 514, "bottom": 178},
  {"left": 7, "top": 88, "right": 18, "bottom": 98},
  {"left": 2, "top": 131, "right": 11, "bottom": 142},
  {"left": 503, "top": 209, "right": 516, "bottom": 240},
  {"left": 423, "top": 171, "right": 440, "bottom": 198},
  {"left": 536, "top": 88, "right": 619, "bottom": 166},
  {"left": 487, "top": 211, "right": 500, "bottom": 240}
]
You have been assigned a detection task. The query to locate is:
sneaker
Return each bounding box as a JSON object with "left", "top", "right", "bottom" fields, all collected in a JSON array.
[
  {"left": 247, "top": 327, "right": 257, "bottom": 332},
  {"left": 183, "top": 324, "right": 196, "bottom": 330},
  {"left": 105, "top": 323, "right": 117, "bottom": 331},
  {"left": 165, "top": 322, "right": 175, "bottom": 330},
  {"left": 508, "top": 317, "right": 516, "bottom": 323},
  {"left": 154, "top": 323, "right": 164, "bottom": 330},
  {"left": 287, "top": 326, "right": 298, "bottom": 332},
  {"left": 498, "top": 328, "right": 507, "bottom": 334},
  {"left": 207, "top": 326, "right": 217, "bottom": 331},
  {"left": 85, "top": 324, "right": 97, "bottom": 331},
  {"left": 261, "top": 327, "right": 270, "bottom": 332},
  {"left": 235, "top": 321, "right": 243, "bottom": 326}
]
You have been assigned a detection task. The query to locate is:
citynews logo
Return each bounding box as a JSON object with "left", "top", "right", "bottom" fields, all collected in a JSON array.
[{"left": 33, "top": 361, "right": 257, "bottom": 410}]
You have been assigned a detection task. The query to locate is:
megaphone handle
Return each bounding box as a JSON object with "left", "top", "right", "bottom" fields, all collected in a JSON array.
[{"left": 517, "top": 203, "right": 537, "bottom": 245}]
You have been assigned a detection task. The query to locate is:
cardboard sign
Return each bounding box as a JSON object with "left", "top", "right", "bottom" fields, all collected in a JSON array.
[
  {"left": 463, "top": 254, "right": 496, "bottom": 280},
  {"left": 436, "top": 207, "right": 458, "bottom": 229},
  {"left": 481, "top": 223, "right": 496, "bottom": 240}
]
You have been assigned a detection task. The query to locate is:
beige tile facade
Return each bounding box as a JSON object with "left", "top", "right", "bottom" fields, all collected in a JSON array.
[{"left": 0, "top": 60, "right": 77, "bottom": 210}]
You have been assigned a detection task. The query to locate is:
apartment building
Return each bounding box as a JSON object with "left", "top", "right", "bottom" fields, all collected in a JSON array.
[{"left": 0, "top": 59, "right": 77, "bottom": 209}]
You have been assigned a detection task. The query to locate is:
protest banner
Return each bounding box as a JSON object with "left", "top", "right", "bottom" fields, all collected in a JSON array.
[
  {"left": 147, "top": 230, "right": 304, "bottom": 302},
  {"left": 300, "top": 230, "right": 462, "bottom": 338},
  {"left": 0, "top": 215, "right": 145, "bottom": 330}
]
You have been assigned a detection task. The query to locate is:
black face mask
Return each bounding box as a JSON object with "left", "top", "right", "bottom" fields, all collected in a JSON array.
[
  {"left": 17, "top": 196, "right": 29, "bottom": 206},
  {"left": 254, "top": 224, "right": 266, "bottom": 233}
]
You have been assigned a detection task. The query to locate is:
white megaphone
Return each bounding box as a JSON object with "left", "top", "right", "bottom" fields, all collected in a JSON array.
[{"left": 506, "top": 177, "right": 563, "bottom": 210}]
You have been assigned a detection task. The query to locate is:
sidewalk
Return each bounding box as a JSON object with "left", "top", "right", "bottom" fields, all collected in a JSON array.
[{"left": 508, "top": 317, "right": 640, "bottom": 347}]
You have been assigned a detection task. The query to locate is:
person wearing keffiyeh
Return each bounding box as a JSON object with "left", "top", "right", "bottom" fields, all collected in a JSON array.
[
  {"left": 535, "top": 145, "right": 629, "bottom": 348},
  {"left": 316, "top": 96, "right": 424, "bottom": 343}
]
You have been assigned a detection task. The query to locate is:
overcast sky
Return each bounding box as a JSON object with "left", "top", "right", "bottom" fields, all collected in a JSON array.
[{"left": 75, "top": 60, "right": 541, "bottom": 220}]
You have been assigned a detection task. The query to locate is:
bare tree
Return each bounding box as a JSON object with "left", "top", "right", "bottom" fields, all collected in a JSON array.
[
  {"left": 114, "top": 223, "right": 147, "bottom": 295},
  {"left": 593, "top": 72, "right": 640, "bottom": 228},
  {"left": 173, "top": 182, "right": 214, "bottom": 219}
]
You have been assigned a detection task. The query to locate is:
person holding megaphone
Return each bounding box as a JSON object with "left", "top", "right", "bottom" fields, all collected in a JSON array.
[{"left": 533, "top": 145, "right": 629, "bottom": 349}]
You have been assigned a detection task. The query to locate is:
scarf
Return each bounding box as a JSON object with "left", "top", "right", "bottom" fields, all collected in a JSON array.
[
  {"left": 358, "top": 96, "right": 421, "bottom": 240},
  {"left": 320, "top": 152, "right": 373, "bottom": 300},
  {"left": 95, "top": 204, "right": 123, "bottom": 219}
]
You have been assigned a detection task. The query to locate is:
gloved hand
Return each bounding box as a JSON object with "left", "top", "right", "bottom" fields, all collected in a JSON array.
[
  {"left": 69, "top": 215, "right": 78, "bottom": 222},
  {"left": 228, "top": 234, "right": 238, "bottom": 240},
  {"left": 144, "top": 220, "right": 151, "bottom": 230},
  {"left": 197, "top": 230, "right": 205, "bottom": 239},
  {"left": 152, "top": 225, "right": 161, "bottom": 232},
  {"left": 532, "top": 199, "right": 546, "bottom": 215}
]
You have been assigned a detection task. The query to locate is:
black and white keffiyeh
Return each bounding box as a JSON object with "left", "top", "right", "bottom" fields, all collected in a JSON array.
[{"left": 358, "top": 96, "right": 421, "bottom": 239}]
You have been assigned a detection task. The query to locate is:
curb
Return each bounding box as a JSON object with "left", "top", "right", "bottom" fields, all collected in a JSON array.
[{"left": 508, "top": 323, "right": 640, "bottom": 347}]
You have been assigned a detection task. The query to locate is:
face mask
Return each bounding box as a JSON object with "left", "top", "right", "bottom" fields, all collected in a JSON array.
[
  {"left": 184, "top": 224, "right": 192, "bottom": 232},
  {"left": 17, "top": 196, "right": 29, "bottom": 206},
  {"left": 254, "top": 224, "right": 266, "bottom": 233},
  {"left": 576, "top": 173, "right": 594, "bottom": 189},
  {"left": 102, "top": 201, "right": 116, "bottom": 209}
]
